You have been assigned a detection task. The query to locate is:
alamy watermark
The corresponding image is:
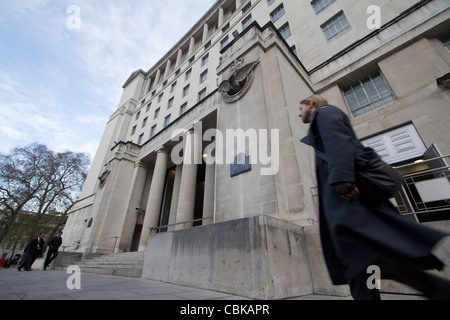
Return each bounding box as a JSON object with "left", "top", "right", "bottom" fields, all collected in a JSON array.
[
  {"left": 66, "top": 5, "right": 81, "bottom": 30},
  {"left": 170, "top": 121, "right": 280, "bottom": 176},
  {"left": 65, "top": 4, "right": 381, "bottom": 31},
  {"left": 367, "top": 265, "right": 381, "bottom": 290},
  {"left": 367, "top": 5, "right": 381, "bottom": 30},
  {"left": 66, "top": 265, "right": 81, "bottom": 290}
]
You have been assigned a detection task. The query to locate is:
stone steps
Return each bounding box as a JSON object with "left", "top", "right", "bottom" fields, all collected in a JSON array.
[{"left": 56, "top": 251, "right": 145, "bottom": 278}]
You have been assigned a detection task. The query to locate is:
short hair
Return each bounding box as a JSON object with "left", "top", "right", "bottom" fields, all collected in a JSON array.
[{"left": 301, "top": 94, "right": 328, "bottom": 108}]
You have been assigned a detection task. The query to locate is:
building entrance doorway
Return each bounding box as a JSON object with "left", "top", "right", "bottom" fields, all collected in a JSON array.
[{"left": 156, "top": 162, "right": 206, "bottom": 233}]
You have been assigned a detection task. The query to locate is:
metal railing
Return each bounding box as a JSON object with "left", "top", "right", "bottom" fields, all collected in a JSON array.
[
  {"left": 394, "top": 154, "right": 450, "bottom": 221},
  {"left": 149, "top": 217, "right": 213, "bottom": 234},
  {"left": 310, "top": 154, "right": 450, "bottom": 222},
  {"left": 61, "top": 236, "right": 119, "bottom": 254}
]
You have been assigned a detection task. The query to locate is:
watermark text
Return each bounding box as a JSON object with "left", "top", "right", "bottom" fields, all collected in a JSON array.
[{"left": 66, "top": 265, "right": 81, "bottom": 290}]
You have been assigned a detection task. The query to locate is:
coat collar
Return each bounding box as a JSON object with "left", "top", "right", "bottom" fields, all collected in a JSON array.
[{"left": 300, "top": 106, "right": 329, "bottom": 147}]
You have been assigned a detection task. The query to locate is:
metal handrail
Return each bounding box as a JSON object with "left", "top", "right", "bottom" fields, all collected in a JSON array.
[
  {"left": 393, "top": 154, "right": 449, "bottom": 170},
  {"left": 310, "top": 154, "right": 450, "bottom": 221},
  {"left": 149, "top": 217, "right": 213, "bottom": 234},
  {"left": 61, "top": 236, "right": 119, "bottom": 253}
]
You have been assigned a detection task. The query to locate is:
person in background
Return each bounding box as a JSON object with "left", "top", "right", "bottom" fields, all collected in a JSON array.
[
  {"left": 17, "top": 232, "right": 45, "bottom": 271},
  {"left": 299, "top": 94, "right": 450, "bottom": 300},
  {"left": 43, "top": 230, "right": 63, "bottom": 270}
]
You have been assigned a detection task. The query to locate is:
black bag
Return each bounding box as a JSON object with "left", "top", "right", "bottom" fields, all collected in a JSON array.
[{"left": 355, "top": 147, "right": 404, "bottom": 204}]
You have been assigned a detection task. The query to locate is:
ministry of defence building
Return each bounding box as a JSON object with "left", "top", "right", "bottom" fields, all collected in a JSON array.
[{"left": 62, "top": 0, "right": 450, "bottom": 298}]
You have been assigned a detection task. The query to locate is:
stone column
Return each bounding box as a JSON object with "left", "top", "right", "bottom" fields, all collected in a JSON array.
[
  {"left": 144, "top": 77, "right": 152, "bottom": 95},
  {"left": 175, "top": 48, "right": 183, "bottom": 68},
  {"left": 202, "top": 162, "right": 215, "bottom": 225},
  {"left": 202, "top": 23, "right": 209, "bottom": 43},
  {"left": 218, "top": 7, "right": 224, "bottom": 27},
  {"left": 175, "top": 130, "right": 199, "bottom": 230},
  {"left": 138, "top": 148, "right": 168, "bottom": 251},
  {"left": 152, "top": 69, "right": 161, "bottom": 90},
  {"left": 188, "top": 37, "right": 195, "bottom": 57},
  {"left": 167, "top": 164, "right": 183, "bottom": 231},
  {"left": 163, "top": 59, "right": 171, "bottom": 79},
  {"left": 118, "top": 161, "right": 147, "bottom": 252}
]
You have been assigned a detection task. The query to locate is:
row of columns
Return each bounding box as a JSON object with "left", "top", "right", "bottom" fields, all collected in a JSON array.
[
  {"left": 143, "top": 0, "right": 243, "bottom": 95},
  {"left": 136, "top": 131, "right": 215, "bottom": 252}
]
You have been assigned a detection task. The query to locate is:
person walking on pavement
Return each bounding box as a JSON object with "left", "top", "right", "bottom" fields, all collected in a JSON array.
[
  {"left": 43, "top": 230, "right": 63, "bottom": 270},
  {"left": 299, "top": 94, "right": 450, "bottom": 300},
  {"left": 17, "top": 232, "right": 45, "bottom": 271}
]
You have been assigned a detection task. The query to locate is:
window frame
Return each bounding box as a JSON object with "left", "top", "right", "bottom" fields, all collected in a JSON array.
[
  {"left": 320, "top": 11, "right": 351, "bottom": 42},
  {"left": 342, "top": 71, "right": 396, "bottom": 117}
]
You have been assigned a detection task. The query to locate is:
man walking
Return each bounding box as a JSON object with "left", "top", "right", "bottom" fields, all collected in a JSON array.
[
  {"left": 18, "top": 232, "right": 45, "bottom": 271},
  {"left": 299, "top": 94, "right": 450, "bottom": 300},
  {"left": 43, "top": 230, "right": 63, "bottom": 270}
]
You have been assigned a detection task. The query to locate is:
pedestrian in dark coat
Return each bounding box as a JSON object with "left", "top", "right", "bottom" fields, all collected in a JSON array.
[
  {"left": 17, "top": 232, "right": 45, "bottom": 271},
  {"left": 43, "top": 230, "right": 63, "bottom": 270},
  {"left": 299, "top": 95, "right": 450, "bottom": 300}
]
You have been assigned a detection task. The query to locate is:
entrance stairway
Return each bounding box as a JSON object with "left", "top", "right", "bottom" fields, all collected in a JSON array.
[{"left": 55, "top": 251, "right": 145, "bottom": 278}]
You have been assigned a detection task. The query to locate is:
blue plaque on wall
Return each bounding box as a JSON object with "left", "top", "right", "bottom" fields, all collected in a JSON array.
[{"left": 230, "top": 153, "right": 251, "bottom": 177}]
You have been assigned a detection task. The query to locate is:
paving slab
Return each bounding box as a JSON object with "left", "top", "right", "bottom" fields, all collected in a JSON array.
[
  {"left": 0, "top": 268, "right": 424, "bottom": 301},
  {"left": 0, "top": 269, "right": 249, "bottom": 300}
]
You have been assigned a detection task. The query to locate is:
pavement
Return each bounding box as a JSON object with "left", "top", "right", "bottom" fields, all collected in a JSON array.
[{"left": 0, "top": 268, "right": 426, "bottom": 301}]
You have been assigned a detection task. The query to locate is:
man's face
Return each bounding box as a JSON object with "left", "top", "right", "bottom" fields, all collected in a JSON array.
[{"left": 299, "top": 101, "right": 315, "bottom": 124}]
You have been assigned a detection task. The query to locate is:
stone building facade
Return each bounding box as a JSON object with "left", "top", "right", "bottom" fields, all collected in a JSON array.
[{"left": 62, "top": 0, "right": 450, "bottom": 298}]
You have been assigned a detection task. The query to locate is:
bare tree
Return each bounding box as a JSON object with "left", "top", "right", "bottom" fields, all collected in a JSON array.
[{"left": 0, "top": 143, "right": 90, "bottom": 245}]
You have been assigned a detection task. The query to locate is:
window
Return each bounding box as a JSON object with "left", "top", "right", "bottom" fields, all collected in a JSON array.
[
  {"left": 242, "top": 15, "right": 253, "bottom": 29},
  {"left": 131, "top": 125, "right": 137, "bottom": 136},
  {"left": 221, "top": 36, "right": 229, "bottom": 49},
  {"left": 198, "top": 88, "right": 207, "bottom": 102},
  {"left": 135, "top": 111, "right": 141, "bottom": 120},
  {"left": 138, "top": 133, "right": 144, "bottom": 145},
  {"left": 171, "top": 82, "right": 177, "bottom": 92},
  {"left": 278, "top": 23, "right": 292, "bottom": 40},
  {"left": 146, "top": 102, "right": 152, "bottom": 112},
  {"left": 189, "top": 56, "right": 195, "bottom": 65},
  {"left": 200, "top": 70, "right": 208, "bottom": 84},
  {"left": 440, "top": 34, "right": 450, "bottom": 52},
  {"left": 204, "top": 40, "right": 211, "bottom": 50},
  {"left": 291, "top": 45, "right": 298, "bottom": 57},
  {"left": 202, "top": 54, "right": 209, "bottom": 66},
  {"left": 267, "top": 0, "right": 276, "bottom": 6},
  {"left": 185, "top": 69, "right": 192, "bottom": 80},
  {"left": 311, "top": 0, "right": 336, "bottom": 14},
  {"left": 242, "top": 2, "right": 251, "bottom": 14},
  {"left": 154, "top": 108, "right": 160, "bottom": 119},
  {"left": 168, "top": 97, "right": 174, "bottom": 109},
  {"left": 158, "top": 93, "right": 164, "bottom": 103},
  {"left": 270, "top": 4, "right": 285, "bottom": 23},
  {"left": 343, "top": 71, "right": 396, "bottom": 117},
  {"left": 183, "top": 85, "right": 190, "bottom": 97},
  {"left": 180, "top": 102, "right": 187, "bottom": 115},
  {"left": 222, "top": 23, "right": 230, "bottom": 34},
  {"left": 164, "top": 115, "right": 171, "bottom": 127},
  {"left": 151, "top": 125, "right": 157, "bottom": 137},
  {"left": 142, "top": 117, "right": 148, "bottom": 128},
  {"left": 321, "top": 11, "right": 351, "bottom": 41}
]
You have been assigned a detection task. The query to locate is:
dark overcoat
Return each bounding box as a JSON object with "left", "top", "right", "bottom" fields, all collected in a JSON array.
[
  {"left": 24, "top": 238, "right": 44, "bottom": 256},
  {"left": 301, "top": 105, "right": 448, "bottom": 284}
]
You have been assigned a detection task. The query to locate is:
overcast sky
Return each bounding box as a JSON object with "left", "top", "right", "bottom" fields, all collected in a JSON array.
[{"left": 0, "top": 0, "right": 216, "bottom": 160}]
